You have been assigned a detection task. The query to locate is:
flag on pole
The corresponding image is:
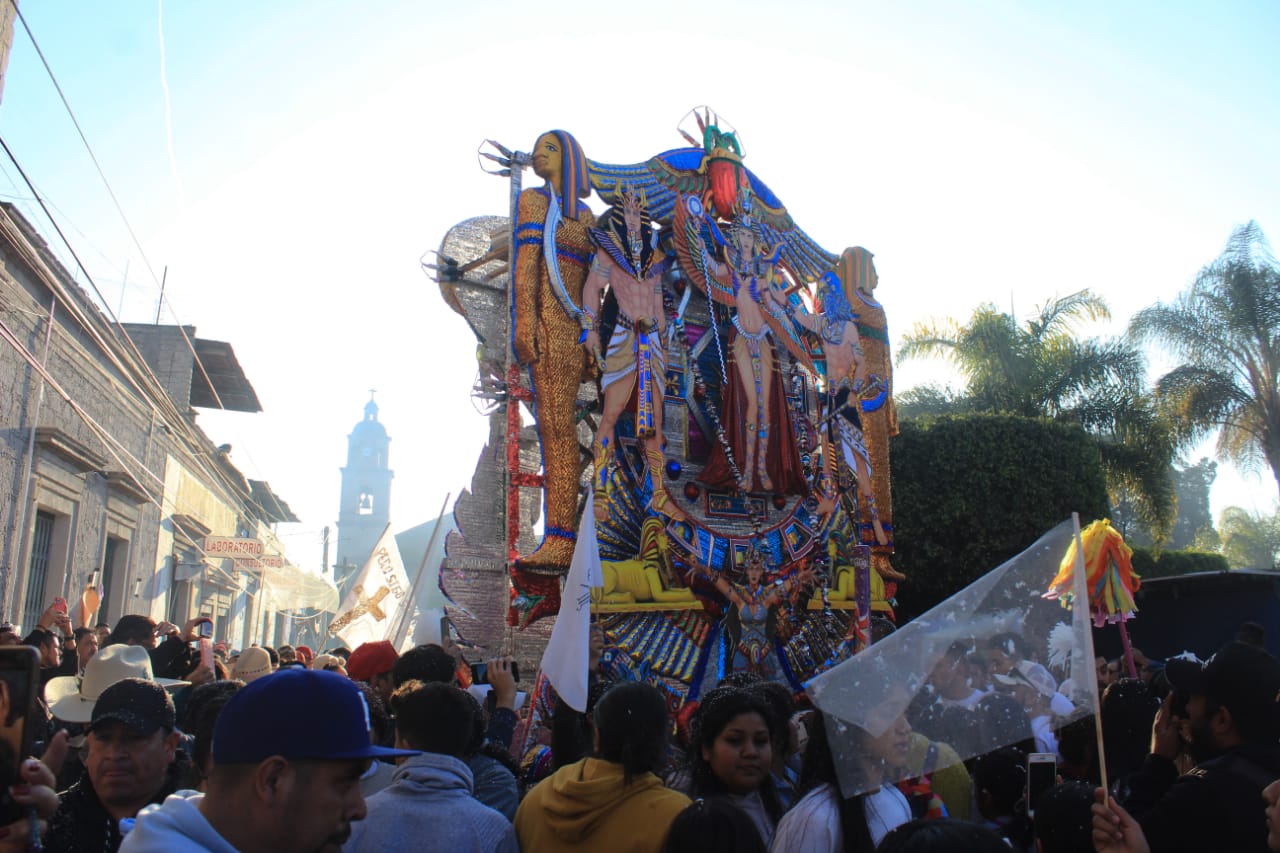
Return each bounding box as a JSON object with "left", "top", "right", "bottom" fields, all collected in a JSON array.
[
  {"left": 327, "top": 524, "right": 411, "bottom": 649},
  {"left": 540, "top": 490, "right": 604, "bottom": 712}
]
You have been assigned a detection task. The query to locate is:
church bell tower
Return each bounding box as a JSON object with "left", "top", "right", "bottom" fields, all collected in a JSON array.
[{"left": 335, "top": 392, "right": 393, "bottom": 592}]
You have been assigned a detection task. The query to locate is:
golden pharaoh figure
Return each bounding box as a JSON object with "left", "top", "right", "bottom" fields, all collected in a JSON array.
[
  {"left": 838, "top": 247, "right": 904, "bottom": 581},
  {"left": 512, "top": 130, "right": 597, "bottom": 570}
]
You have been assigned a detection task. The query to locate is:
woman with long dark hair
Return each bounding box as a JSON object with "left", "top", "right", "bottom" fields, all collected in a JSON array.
[
  {"left": 515, "top": 681, "right": 690, "bottom": 851},
  {"left": 686, "top": 686, "right": 784, "bottom": 847},
  {"left": 661, "top": 797, "right": 767, "bottom": 853},
  {"left": 769, "top": 706, "right": 913, "bottom": 851}
]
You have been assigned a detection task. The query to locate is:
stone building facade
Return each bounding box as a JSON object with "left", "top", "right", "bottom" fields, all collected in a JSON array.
[{"left": 0, "top": 202, "right": 298, "bottom": 647}]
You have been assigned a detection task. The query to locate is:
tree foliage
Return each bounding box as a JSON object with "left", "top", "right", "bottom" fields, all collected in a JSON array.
[
  {"left": 896, "top": 383, "right": 967, "bottom": 420},
  {"left": 889, "top": 414, "right": 1110, "bottom": 617},
  {"left": 1218, "top": 505, "right": 1280, "bottom": 570},
  {"left": 1129, "top": 222, "right": 1280, "bottom": 498},
  {"left": 1129, "top": 547, "right": 1229, "bottom": 579},
  {"left": 1112, "top": 458, "right": 1218, "bottom": 549},
  {"left": 899, "top": 291, "right": 1138, "bottom": 417},
  {"left": 899, "top": 290, "right": 1176, "bottom": 535}
]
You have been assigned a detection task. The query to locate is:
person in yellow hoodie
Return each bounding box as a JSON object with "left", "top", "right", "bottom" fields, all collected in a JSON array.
[{"left": 515, "top": 682, "right": 690, "bottom": 852}]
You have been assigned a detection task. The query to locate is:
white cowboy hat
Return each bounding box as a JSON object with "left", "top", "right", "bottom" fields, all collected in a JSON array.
[
  {"left": 45, "top": 644, "right": 188, "bottom": 723},
  {"left": 230, "top": 647, "right": 272, "bottom": 684}
]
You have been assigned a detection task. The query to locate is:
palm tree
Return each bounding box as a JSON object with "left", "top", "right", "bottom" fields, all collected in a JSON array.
[
  {"left": 901, "top": 291, "right": 1145, "bottom": 417},
  {"left": 901, "top": 290, "right": 1176, "bottom": 533},
  {"left": 1218, "top": 506, "right": 1280, "bottom": 569},
  {"left": 1129, "top": 222, "right": 1280, "bottom": 498}
]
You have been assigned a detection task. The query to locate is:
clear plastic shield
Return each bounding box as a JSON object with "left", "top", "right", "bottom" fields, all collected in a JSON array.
[{"left": 806, "top": 520, "right": 1100, "bottom": 798}]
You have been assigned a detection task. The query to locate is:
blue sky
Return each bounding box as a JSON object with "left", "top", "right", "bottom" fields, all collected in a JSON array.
[{"left": 3, "top": 0, "right": 1278, "bottom": 571}]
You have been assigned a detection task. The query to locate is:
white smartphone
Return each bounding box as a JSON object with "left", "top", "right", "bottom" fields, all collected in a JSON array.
[{"left": 1026, "top": 752, "right": 1057, "bottom": 817}]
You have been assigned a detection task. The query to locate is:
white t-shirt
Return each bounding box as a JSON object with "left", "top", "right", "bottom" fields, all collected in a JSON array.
[
  {"left": 728, "top": 790, "right": 776, "bottom": 849},
  {"left": 1031, "top": 713, "right": 1059, "bottom": 757},
  {"left": 1049, "top": 691, "right": 1076, "bottom": 717},
  {"left": 769, "top": 782, "right": 911, "bottom": 853},
  {"left": 937, "top": 688, "right": 986, "bottom": 711}
]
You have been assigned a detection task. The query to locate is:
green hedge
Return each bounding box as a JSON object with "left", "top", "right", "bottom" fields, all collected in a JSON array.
[
  {"left": 1130, "top": 547, "right": 1229, "bottom": 579},
  {"left": 889, "top": 414, "right": 1110, "bottom": 617}
]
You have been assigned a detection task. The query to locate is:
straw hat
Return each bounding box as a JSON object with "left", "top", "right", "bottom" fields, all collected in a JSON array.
[
  {"left": 312, "top": 653, "right": 345, "bottom": 672},
  {"left": 45, "top": 644, "right": 188, "bottom": 723},
  {"left": 231, "top": 647, "right": 273, "bottom": 684}
]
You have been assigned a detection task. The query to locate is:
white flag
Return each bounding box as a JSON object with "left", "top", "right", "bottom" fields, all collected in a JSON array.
[
  {"left": 540, "top": 490, "right": 604, "bottom": 712},
  {"left": 327, "top": 524, "right": 411, "bottom": 649}
]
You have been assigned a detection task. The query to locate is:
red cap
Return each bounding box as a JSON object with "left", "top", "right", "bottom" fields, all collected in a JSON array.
[
  {"left": 345, "top": 640, "right": 398, "bottom": 682},
  {"left": 295, "top": 645, "right": 313, "bottom": 665}
]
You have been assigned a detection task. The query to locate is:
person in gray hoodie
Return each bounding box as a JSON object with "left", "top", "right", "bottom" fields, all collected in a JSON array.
[
  {"left": 119, "top": 669, "right": 418, "bottom": 853},
  {"left": 345, "top": 680, "right": 518, "bottom": 853}
]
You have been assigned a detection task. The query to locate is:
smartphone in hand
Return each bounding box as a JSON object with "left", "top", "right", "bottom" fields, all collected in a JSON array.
[
  {"left": 471, "top": 661, "right": 489, "bottom": 685},
  {"left": 0, "top": 647, "right": 40, "bottom": 823},
  {"left": 1026, "top": 753, "right": 1057, "bottom": 817},
  {"left": 52, "top": 597, "right": 67, "bottom": 615},
  {"left": 470, "top": 660, "right": 520, "bottom": 685}
]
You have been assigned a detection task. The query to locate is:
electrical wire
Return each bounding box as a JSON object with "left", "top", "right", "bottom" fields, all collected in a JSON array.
[
  {"left": 10, "top": 12, "right": 227, "bottom": 411},
  {"left": 13, "top": 4, "right": 166, "bottom": 290},
  {"left": 0, "top": 196, "right": 312, "bottom": 623},
  {"left": 0, "top": 137, "right": 252, "bottom": 523},
  {"left": 0, "top": 162, "right": 130, "bottom": 282},
  {"left": 5, "top": 11, "right": 318, "bottom": 514},
  {"left": 5, "top": 14, "right": 335, "bottom": 598},
  {"left": 0, "top": 264, "right": 334, "bottom": 616}
]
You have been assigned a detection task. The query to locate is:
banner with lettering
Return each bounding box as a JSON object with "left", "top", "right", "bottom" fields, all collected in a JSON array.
[{"left": 327, "top": 524, "right": 410, "bottom": 649}]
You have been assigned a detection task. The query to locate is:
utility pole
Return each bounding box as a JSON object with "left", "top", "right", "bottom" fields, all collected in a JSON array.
[
  {"left": 322, "top": 525, "right": 330, "bottom": 580},
  {"left": 0, "top": 1, "right": 17, "bottom": 109},
  {"left": 317, "top": 525, "right": 330, "bottom": 645}
]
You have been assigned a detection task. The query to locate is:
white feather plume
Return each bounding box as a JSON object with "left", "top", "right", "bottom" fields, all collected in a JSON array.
[{"left": 1047, "top": 623, "right": 1075, "bottom": 672}]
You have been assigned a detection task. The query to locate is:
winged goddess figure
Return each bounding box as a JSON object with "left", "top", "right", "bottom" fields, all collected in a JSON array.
[{"left": 586, "top": 107, "right": 837, "bottom": 285}]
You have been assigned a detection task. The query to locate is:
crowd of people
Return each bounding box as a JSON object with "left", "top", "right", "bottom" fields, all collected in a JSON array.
[{"left": 0, "top": 605, "right": 1277, "bottom": 852}]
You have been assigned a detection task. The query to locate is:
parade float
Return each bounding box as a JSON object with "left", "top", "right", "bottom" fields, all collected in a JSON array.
[{"left": 428, "top": 108, "right": 902, "bottom": 711}]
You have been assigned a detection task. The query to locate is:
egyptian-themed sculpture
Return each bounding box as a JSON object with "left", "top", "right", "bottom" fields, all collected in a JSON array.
[
  {"left": 711, "top": 543, "right": 814, "bottom": 680},
  {"left": 792, "top": 271, "right": 887, "bottom": 546},
  {"left": 510, "top": 130, "right": 596, "bottom": 572},
  {"left": 581, "top": 185, "right": 681, "bottom": 520},
  {"left": 838, "top": 247, "right": 904, "bottom": 580},
  {"left": 435, "top": 108, "right": 902, "bottom": 713}
]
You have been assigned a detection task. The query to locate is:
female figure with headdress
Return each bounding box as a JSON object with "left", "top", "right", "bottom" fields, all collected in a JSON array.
[
  {"left": 838, "top": 247, "right": 903, "bottom": 576},
  {"left": 712, "top": 546, "right": 813, "bottom": 680},
  {"left": 695, "top": 196, "right": 807, "bottom": 496},
  {"left": 512, "top": 130, "right": 597, "bottom": 570},
  {"left": 792, "top": 272, "right": 888, "bottom": 545},
  {"left": 581, "top": 184, "right": 683, "bottom": 520}
]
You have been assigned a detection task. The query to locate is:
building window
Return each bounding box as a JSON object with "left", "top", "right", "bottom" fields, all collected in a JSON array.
[
  {"left": 99, "top": 536, "right": 128, "bottom": 626},
  {"left": 358, "top": 492, "right": 374, "bottom": 515},
  {"left": 169, "top": 549, "right": 200, "bottom": 625},
  {"left": 24, "top": 511, "right": 56, "bottom": 629}
]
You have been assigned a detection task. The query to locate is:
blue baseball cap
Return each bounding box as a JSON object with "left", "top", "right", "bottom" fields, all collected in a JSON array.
[{"left": 212, "top": 668, "right": 419, "bottom": 764}]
